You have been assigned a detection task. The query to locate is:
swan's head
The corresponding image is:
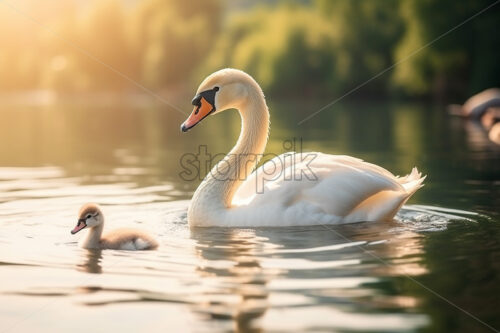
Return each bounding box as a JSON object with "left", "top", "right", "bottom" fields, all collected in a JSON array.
[
  {"left": 181, "top": 68, "right": 257, "bottom": 132},
  {"left": 71, "top": 203, "right": 103, "bottom": 234}
]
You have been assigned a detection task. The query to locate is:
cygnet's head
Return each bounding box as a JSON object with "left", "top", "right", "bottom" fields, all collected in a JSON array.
[
  {"left": 180, "top": 68, "right": 261, "bottom": 132},
  {"left": 71, "top": 203, "right": 103, "bottom": 235}
]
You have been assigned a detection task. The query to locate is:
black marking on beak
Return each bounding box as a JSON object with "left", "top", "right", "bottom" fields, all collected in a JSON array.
[
  {"left": 182, "top": 86, "right": 219, "bottom": 133},
  {"left": 191, "top": 86, "right": 219, "bottom": 112}
]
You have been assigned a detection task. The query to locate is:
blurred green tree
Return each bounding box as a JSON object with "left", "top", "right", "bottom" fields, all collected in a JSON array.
[
  {"left": 135, "top": 0, "right": 222, "bottom": 88},
  {"left": 393, "top": 0, "right": 500, "bottom": 98},
  {"left": 202, "top": 5, "right": 338, "bottom": 95},
  {"left": 204, "top": 1, "right": 403, "bottom": 96},
  {"left": 0, "top": 0, "right": 498, "bottom": 101},
  {"left": 316, "top": 0, "right": 403, "bottom": 96}
]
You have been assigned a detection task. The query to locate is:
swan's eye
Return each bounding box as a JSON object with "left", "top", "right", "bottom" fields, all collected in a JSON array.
[
  {"left": 213, "top": 86, "right": 219, "bottom": 92},
  {"left": 86, "top": 214, "right": 92, "bottom": 219}
]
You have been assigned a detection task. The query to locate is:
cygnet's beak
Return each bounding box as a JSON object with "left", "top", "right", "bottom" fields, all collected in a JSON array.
[
  {"left": 181, "top": 87, "right": 218, "bottom": 132},
  {"left": 71, "top": 219, "right": 87, "bottom": 234}
]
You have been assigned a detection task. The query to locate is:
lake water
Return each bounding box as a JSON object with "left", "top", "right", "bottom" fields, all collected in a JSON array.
[{"left": 0, "top": 97, "right": 499, "bottom": 332}]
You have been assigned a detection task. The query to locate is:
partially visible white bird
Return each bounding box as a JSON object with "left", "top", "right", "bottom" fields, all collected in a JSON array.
[{"left": 448, "top": 88, "right": 500, "bottom": 119}]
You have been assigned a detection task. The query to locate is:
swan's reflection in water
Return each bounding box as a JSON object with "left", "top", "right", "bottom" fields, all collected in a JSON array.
[
  {"left": 191, "top": 228, "right": 275, "bottom": 332},
  {"left": 76, "top": 249, "right": 103, "bottom": 274},
  {"left": 332, "top": 219, "right": 428, "bottom": 277},
  {"left": 190, "top": 218, "right": 430, "bottom": 331}
]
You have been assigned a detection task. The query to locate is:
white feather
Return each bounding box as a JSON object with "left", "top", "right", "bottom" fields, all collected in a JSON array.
[{"left": 226, "top": 152, "right": 424, "bottom": 227}]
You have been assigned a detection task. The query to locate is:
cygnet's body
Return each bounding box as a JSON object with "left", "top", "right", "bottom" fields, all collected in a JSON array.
[{"left": 71, "top": 203, "right": 158, "bottom": 250}]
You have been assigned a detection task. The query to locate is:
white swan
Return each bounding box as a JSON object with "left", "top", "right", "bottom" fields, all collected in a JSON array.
[
  {"left": 71, "top": 203, "right": 158, "bottom": 250},
  {"left": 181, "top": 69, "right": 425, "bottom": 227}
]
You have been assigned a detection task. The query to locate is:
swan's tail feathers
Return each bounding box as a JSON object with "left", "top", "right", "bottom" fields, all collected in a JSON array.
[
  {"left": 364, "top": 168, "right": 425, "bottom": 221},
  {"left": 398, "top": 167, "right": 420, "bottom": 182},
  {"left": 400, "top": 167, "right": 426, "bottom": 197}
]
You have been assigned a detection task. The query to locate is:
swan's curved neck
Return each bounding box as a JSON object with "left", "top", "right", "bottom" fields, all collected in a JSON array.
[
  {"left": 190, "top": 86, "right": 269, "bottom": 216},
  {"left": 81, "top": 223, "right": 103, "bottom": 248}
]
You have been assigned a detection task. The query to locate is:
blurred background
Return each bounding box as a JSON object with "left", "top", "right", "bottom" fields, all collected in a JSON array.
[{"left": 1, "top": 0, "right": 499, "bottom": 100}]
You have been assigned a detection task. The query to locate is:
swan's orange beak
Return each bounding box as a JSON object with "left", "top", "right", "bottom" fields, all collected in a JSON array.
[
  {"left": 71, "top": 219, "right": 87, "bottom": 234},
  {"left": 181, "top": 87, "right": 218, "bottom": 132},
  {"left": 181, "top": 97, "right": 214, "bottom": 132}
]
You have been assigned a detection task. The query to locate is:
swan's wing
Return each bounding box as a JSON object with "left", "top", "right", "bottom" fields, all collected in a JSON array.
[
  {"left": 233, "top": 152, "right": 296, "bottom": 205},
  {"left": 233, "top": 152, "right": 405, "bottom": 218}
]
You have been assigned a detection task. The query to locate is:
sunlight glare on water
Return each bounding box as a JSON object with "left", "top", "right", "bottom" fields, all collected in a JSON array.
[{"left": 0, "top": 102, "right": 499, "bottom": 332}]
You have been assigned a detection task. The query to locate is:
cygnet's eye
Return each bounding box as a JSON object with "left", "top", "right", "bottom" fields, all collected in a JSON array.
[{"left": 86, "top": 214, "right": 92, "bottom": 219}]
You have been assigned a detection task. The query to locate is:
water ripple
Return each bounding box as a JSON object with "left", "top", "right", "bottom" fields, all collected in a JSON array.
[{"left": 0, "top": 166, "right": 490, "bottom": 333}]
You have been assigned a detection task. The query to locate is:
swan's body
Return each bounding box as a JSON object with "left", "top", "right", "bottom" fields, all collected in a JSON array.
[
  {"left": 71, "top": 203, "right": 158, "bottom": 250},
  {"left": 181, "top": 69, "right": 425, "bottom": 227}
]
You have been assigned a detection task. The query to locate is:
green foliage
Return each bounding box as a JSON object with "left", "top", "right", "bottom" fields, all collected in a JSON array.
[
  {"left": 203, "top": 5, "right": 338, "bottom": 95},
  {"left": 135, "top": 0, "right": 222, "bottom": 87},
  {"left": 393, "top": 0, "right": 500, "bottom": 97},
  {"left": 317, "top": 0, "right": 403, "bottom": 95},
  {"left": 205, "top": 0, "right": 499, "bottom": 98},
  {"left": 203, "top": 1, "right": 403, "bottom": 96},
  {"left": 0, "top": 0, "right": 498, "bottom": 99}
]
